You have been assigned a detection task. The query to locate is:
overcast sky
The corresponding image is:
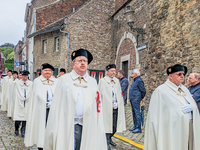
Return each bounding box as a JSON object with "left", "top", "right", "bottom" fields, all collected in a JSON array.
[{"left": 0, "top": 0, "right": 31, "bottom": 46}]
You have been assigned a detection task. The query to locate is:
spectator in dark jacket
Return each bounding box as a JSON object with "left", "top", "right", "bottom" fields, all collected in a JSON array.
[
  {"left": 117, "top": 70, "right": 129, "bottom": 105},
  {"left": 187, "top": 73, "right": 200, "bottom": 113},
  {"left": 129, "top": 69, "right": 146, "bottom": 133}
]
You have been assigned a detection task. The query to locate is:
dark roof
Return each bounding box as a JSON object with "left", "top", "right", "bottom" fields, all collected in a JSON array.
[
  {"left": 112, "top": 0, "right": 132, "bottom": 17},
  {"left": 27, "top": 18, "right": 66, "bottom": 38}
]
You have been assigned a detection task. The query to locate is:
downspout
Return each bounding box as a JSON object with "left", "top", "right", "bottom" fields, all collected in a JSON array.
[{"left": 60, "top": 28, "right": 70, "bottom": 73}]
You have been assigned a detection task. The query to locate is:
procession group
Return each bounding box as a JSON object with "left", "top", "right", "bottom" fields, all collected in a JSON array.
[{"left": 0, "top": 48, "right": 200, "bottom": 150}]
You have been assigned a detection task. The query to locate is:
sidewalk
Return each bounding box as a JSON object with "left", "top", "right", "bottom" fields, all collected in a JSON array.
[{"left": 114, "top": 103, "right": 147, "bottom": 149}]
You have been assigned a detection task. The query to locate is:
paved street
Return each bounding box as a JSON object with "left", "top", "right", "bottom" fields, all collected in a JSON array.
[{"left": 0, "top": 107, "right": 143, "bottom": 150}]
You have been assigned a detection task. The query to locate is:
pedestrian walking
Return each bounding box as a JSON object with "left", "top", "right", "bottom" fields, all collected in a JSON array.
[
  {"left": 1, "top": 70, "right": 13, "bottom": 111},
  {"left": 12, "top": 71, "right": 32, "bottom": 137},
  {"left": 144, "top": 64, "right": 200, "bottom": 150},
  {"left": 44, "top": 49, "right": 107, "bottom": 150},
  {"left": 129, "top": 69, "right": 146, "bottom": 133},
  {"left": 24, "top": 63, "right": 57, "bottom": 150},
  {"left": 117, "top": 70, "right": 129, "bottom": 105},
  {"left": 187, "top": 73, "right": 200, "bottom": 113},
  {"left": 99, "top": 64, "right": 126, "bottom": 150}
]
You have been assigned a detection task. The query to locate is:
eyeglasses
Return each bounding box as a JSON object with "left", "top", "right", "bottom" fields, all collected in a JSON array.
[
  {"left": 175, "top": 73, "right": 185, "bottom": 76},
  {"left": 76, "top": 59, "right": 88, "bottom": 64}
]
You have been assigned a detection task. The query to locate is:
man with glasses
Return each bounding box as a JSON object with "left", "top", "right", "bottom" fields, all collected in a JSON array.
[
  {"left": 44, "top": 49, "right": 107, "bottom": 150},
  {"left": 144, "top": 64, "right": 200, "bottom": 150}
]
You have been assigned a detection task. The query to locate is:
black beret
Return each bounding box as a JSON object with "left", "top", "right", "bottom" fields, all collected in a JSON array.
[
  {"left": 42, "top": 63, "right": 55, "bottom": 71},
  {"left": 60, "top": 68, "right": 66, "bottom": 73},
  {"left": 106, "top": 64, "right": 116, "bottom": 71},
  {"left": 167, "top": 64, "right": 187, "bottom": 75},
  {"left": 71, "top": 48, "right": 93, "bottom": 64},
  {"left": 12, "top": 71, "right": 18, "bottom": 75},
  {"left": 22, "top": 70, "right": 30, "bottom": 76},
  {"left": 8, "top": 70, "right": 12, "bottom": 73}
]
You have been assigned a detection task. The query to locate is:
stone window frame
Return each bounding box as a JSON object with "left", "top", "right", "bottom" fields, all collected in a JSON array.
[
  {"left": 42, "top": 39, "right": 47, "bottom": 54},
  {"left": 54, "top": 36, "right": 60, "bottom": 52}
]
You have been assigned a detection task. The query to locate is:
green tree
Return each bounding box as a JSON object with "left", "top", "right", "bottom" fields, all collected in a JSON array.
[{"left": 1, "top": 47, "right": 13, "bottom": 58}]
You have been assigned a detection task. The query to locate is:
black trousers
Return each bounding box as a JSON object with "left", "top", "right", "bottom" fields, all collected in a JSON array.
[
  {"left": 106, "top": 109, "right": 118, "bottom": 149},
  {"left": 15, "top": 121, "right": 26, "bottom": 132},
  {"left": 74, "top": 124, "right": 83, "bottom": 150}
]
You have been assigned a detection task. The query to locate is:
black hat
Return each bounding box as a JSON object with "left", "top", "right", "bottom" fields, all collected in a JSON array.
[
  {"left": 42, "top": 63, "right": 55, "bottom": 71},
  {"left": 106, "top": 64, "right": 116, "bottom": 71},
  {"left": 22, "top": 70, "right": 30, "bottom": 76},
  {"left": 71, "top": 49, "right": 93, "bottom": 64},
  {"left": 12, "top": 71, "right": 18, "bottom": 75},
  {"left": 8, "top": 70, "right": 12, "bottom": 73},
  {"left": 60, "top": 68, "right": 66, "bottom": 73},
  {"left": 167, "top": 64, "right": 187, "bottom": 75}
]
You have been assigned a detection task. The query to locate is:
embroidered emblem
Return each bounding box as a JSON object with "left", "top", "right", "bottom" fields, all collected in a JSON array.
[
  {"left": 168, "top": 68, "right": 171, "bottom": 72},
  {"left": 73, "top": 52, "right": 75, "bottom": 57}
]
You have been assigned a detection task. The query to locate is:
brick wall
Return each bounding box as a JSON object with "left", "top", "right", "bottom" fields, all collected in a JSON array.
[
  {"left": 63, "top": 0, "right": 115, "bottom": 71},
  {"left": 14, "top": 41, "right": 23, "bottom": 72},
  {"left": 36, "top": 0, "right": 89, "bottom": 31},
  {"left": 115, "top": 0, "right": 129, "bottom": 11}
]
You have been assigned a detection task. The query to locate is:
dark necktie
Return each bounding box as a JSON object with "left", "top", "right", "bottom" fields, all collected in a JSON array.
[{"left": 24, "top": 83, "right": 26, "bottom": 107}]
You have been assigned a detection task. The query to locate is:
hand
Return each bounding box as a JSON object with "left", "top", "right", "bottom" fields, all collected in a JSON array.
[{"left": 181, "top": 104, "right": 193, "bottom": 113}]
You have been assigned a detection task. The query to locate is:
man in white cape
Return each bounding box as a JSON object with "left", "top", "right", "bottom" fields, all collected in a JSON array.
[
  {"left": 1, "top": 70, "right": 13, "bottom": 111},
  {"left": 13, "top": 70, "right": 32, "bottom": 137},
  {"left": 144, "top": 64, "right": 200, "bottom": 150},
  {"left": 7, "top": 71, "right": 18, "bottom": 118},
  {"left": 99, "top": 64, "right": 126, "bottom": 150},
  {"left": 24, "top": 63, "right": 57, "bottom": 150},
  {"left": 44, "top": 49, "right": 107, "bottom": 150}
]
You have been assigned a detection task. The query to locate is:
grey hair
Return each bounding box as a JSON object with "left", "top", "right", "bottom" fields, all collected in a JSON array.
[
  {"left": 133, "top": 69, "right": 140, "bottom": 76},
  {"left": 194, "top": 73, "right": 200, "bottom": 81}
]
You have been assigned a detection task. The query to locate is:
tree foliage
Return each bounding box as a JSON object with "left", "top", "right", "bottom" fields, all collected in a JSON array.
[{"left": 1, "top": 47, "right": 13, "bottom": 58}]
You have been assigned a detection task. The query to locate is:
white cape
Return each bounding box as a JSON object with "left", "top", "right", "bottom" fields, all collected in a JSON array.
[
  {"left": 1, "top": 76, "right": 13, "bottom": 111},
  {"left": 44, "top": 70, "right": 107, "bottom": 150},
  {"left": 24, "top": 75, "right": 57, "bottom": 148},
  {"left": 98, "top": 76, "right": 126, "bottom": 133},
  {"left": 144, "top": 79, "right": 200, "bottom": 150},
  {"left": 13, "top": 79, "right": 33, "bottom": 121}
]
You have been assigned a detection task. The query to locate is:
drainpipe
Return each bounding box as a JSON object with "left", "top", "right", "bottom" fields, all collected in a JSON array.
[{"left": 60, "top": 28, "right": 70, "bottom": 72}]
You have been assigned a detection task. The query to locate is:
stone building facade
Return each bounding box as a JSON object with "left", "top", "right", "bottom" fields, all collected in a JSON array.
[
  {"left": 112, "top": 0, "right": 200, "bottom": 107},
  {"left": 14, "top": 41, "right": 23, "bottom": 72},
  {"left": 30, "top": 0, "right": 115, "bottom": 80}
]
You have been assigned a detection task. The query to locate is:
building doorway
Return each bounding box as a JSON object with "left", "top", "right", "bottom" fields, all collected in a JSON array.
[{"left": 122, "top": 61, "right": 128, "bottom": 79}]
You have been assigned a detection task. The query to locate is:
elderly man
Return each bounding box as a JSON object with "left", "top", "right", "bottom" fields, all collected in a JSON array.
[
  {"left": 13, "top": 71, "right": 32, "bottom": 137},
  {"left": 44, "top": 49, "right": 107, "bottom": 150},
  {"left": 117, "top": 70, "right": 129, "bottom": 105},
  {"left": 1, "top": 70, "right": 13, "bottom": 111},
  {"left": 187, "top": 73, "right": 200, "bottom": 113},
  {"left": 99, "top": 64, "right": 126, "bottom": 150},
  {"left": 144, "top": 64, "right": 200, "bottom": 150},
  {"left": 129, "top": 69, "right": 146, "bottom": 133},
  {"left": 24, "top": 63, "right": 57, "bottom": 150}
]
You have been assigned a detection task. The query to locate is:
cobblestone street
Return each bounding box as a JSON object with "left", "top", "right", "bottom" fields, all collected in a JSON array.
[{"left": 0, "top": 108, "right": 143, "bottom": 150}]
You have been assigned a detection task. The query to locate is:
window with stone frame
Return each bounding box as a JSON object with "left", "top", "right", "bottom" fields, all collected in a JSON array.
[
  {"left": 43, "top": 39, "right": 47, "bottom": 54},
  {"left": 54, "top": 37, "right": 59, "bottom": 52}
]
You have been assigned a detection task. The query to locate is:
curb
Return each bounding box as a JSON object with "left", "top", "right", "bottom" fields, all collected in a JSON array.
[{"left": 114, "top": 134, "right": 144, "bottom": 149}]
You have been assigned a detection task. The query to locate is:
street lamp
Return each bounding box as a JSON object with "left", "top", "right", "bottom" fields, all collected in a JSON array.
[{"left": 124, "top": 5, "right": 144, "bottom": 42}]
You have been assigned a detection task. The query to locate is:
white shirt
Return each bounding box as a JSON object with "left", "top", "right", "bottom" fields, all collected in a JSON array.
[
  {"left": 107, "top": 76, "right": 118, "bottom": 109},
  {"left": 46, "top": 84, "right": 53, "bottom": 108},
  {"left": 74, "top": 86, "right": 84, "bottom": 125}
]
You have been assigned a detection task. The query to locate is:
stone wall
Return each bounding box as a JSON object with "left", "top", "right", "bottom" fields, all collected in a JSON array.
[
  {"left": 14, "top": 41, "right": 23, "bottom": 72},
  {"left": 112, "top": 0, "right": 200, "bottom": 109},
  {"left": 63, "top": 0, "right": 115, "bottom": 71},
  {"left": 33, "top": 31, "right": 67, "bottom": 73}
]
